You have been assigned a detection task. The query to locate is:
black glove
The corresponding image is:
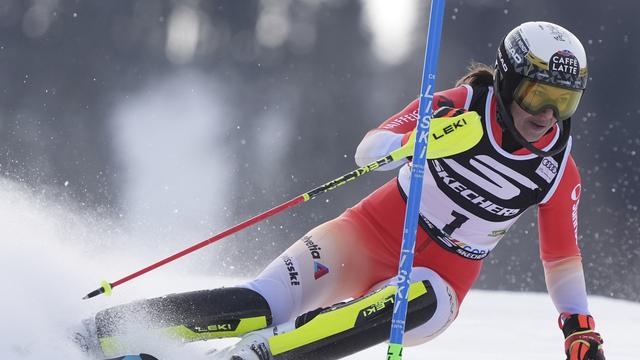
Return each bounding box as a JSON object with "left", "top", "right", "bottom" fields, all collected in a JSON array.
[{"left": 559, "top": 313, "right": 605, "bottom": 360}]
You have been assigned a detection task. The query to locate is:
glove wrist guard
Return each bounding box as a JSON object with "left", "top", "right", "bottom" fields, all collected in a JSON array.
[{"left": 558, "top": 312, "right": 605, "bottom": 360}]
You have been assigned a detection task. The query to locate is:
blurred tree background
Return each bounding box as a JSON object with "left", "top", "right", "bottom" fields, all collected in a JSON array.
[{"left": 1, "top": 0, "right": 638, "bottom": 301}]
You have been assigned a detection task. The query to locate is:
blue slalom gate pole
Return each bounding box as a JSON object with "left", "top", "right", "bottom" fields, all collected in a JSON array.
[{"left": 387, "top": 1, "right": 446, "bottom": 359}]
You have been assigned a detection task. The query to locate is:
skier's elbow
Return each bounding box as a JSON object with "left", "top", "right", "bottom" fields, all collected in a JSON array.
[{"left": 354, "top": 130, "right": 403, "bottom": 169}]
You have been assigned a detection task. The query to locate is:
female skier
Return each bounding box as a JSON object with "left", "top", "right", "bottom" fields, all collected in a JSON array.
[{"left": 79, "top": 22, "right": 605, "bottom": 360}]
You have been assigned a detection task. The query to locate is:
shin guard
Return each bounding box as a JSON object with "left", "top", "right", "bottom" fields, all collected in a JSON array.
[
  {"left": 95, "top": 287, "right": 272, "bottom": 356},
  {"left": 268, "top": 280, "right": 437, "bottom": 359}
]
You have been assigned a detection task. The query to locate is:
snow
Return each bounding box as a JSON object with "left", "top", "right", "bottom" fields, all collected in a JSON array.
[{"left": 0, "top": 178, "right": 637, "bottom": 359}]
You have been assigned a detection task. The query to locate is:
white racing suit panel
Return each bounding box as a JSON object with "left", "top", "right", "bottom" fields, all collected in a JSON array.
[{"left": 242, "top": 215, "right": 459, "bottom": 346}]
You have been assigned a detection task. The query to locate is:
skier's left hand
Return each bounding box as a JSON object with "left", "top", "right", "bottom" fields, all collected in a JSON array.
[{"left": 559, "top": 313, "right": 605, "bottom": 360}]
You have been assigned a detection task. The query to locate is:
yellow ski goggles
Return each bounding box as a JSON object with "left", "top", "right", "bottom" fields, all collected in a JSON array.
[{"left": 513, "top": 79, "right": 583, "bottom": 120}]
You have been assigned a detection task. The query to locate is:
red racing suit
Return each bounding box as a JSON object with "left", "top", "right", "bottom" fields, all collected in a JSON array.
[{"left": 344, "top": 84, "right": 590, "bottom": 314}]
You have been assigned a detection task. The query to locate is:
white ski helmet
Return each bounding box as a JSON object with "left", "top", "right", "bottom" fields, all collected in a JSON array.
[{"left": 494, "top": 21, "right": 588, "bottom": 157}]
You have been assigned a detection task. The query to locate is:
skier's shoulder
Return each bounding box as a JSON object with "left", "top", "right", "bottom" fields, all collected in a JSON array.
[
  {"left": 433, "top": 85, "right": 474, "bottom": 111},
  {"left": 540, "top": 152, "right": 581, "bottom": 207},
  {"left": 554, "top": 151, "right": 580, "bottom": 186}
]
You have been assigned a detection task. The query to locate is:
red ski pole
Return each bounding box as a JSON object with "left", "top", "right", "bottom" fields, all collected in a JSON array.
[
  {"left": 82, "top": 113, "right": 482, "bottom": 300},
  {"left": 82, "top": 145, "right": 411, "bottom": 300}
]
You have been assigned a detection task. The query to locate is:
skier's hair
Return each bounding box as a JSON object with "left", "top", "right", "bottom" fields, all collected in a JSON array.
[{"left": 455, "top": 62, "right": 494, "bottom": 88}]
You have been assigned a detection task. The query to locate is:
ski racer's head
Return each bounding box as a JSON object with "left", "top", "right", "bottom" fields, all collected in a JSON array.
[{"left": 494, "top": 21, "right": 588, "bottom": 157}]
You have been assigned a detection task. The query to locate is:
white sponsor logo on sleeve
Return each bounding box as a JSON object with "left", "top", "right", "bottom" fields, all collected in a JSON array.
[
  {"left": 536, "top": 157, "right": 559, "bottom": 183},
  {"left": 571, "top": 184, "right": 581, "bottom": 241}
]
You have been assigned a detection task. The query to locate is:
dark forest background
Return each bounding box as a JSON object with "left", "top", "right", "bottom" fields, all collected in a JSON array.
[{"left": 1, "top": 0, "right": 638, "bottom": 301}]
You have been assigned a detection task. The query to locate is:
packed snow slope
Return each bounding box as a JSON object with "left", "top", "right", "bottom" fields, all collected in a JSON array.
[{"left": 1, "top": 178, "right": 637, "bottom": 359}]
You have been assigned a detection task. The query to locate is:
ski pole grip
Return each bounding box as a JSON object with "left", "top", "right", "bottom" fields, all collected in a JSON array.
[{"left": 83, "top": 280, "right": 113, "bottom": 300}]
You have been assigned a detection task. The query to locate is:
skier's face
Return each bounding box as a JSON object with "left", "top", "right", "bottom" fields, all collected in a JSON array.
[{"left": 510, "top": 101, "right": 557, "bottom": 142}]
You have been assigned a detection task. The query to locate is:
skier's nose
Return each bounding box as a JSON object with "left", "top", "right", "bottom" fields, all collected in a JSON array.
[{"left": 538, "top": 108, "right": 556, "bottom": 123}]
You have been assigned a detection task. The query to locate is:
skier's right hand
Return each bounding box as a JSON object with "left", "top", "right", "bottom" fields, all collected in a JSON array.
[{"left": 559, "top": 313, "right": 605, "bottom": 360}]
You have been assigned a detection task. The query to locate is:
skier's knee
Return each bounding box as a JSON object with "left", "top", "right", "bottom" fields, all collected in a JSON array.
[
  {"left": 403, "top": 267, "right": 459, "bottom": 346},
  {"left": 240, "top": 255, "right": 307, "bottom": 324},
  {"left": 266, "top": 278, "right": 438, "bottom": 359}
]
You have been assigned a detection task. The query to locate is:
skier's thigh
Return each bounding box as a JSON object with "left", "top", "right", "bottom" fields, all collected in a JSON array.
[{"left": 242, "top": 217, "right": 376, "bottom": 323}]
